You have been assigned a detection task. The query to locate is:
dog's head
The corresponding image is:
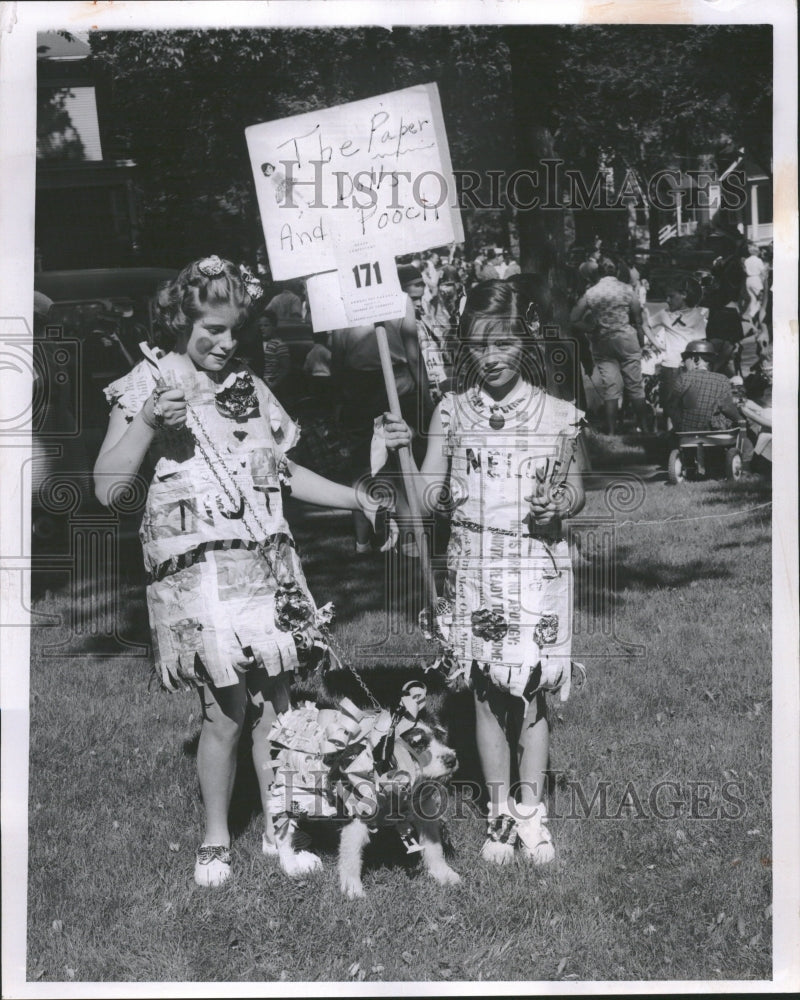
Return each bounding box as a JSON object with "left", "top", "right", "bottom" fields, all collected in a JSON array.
[
  {"left": 376, "top": 679, "right": 458, "bottom": 785},
  {"left": 268, "top": 679, "right": 458, "bottom": 825},
  {"left": 393, "top": 718, "right": 458, "bottom": 782}
]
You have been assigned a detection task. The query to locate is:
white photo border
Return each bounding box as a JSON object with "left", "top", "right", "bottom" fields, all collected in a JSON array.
[{"left": 1, "top": 2, "right": 797, "bottom": 996}]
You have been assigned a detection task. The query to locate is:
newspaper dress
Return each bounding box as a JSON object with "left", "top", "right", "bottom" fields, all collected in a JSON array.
[
  {"left": 434, "top": 381, "right": 584, "bottom": 700},
  {"left": 104, "top": 345, "right": 323, "bottom": 691}
]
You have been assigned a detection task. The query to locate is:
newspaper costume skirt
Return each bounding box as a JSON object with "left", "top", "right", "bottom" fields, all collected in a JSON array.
[
  {"left": 146, "top": 535, "right": 319, "bottom": 691},
  {"left": 442, "top": 522, "right": 574, "bottom": 701}
]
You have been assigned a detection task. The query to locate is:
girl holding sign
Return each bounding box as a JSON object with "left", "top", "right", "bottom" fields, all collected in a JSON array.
[
  {"left": 94, "top": 256, "right": 393, "bottom": 887},
  {"left": 380, "top": 280, "right": 585, "bottom": 864}
]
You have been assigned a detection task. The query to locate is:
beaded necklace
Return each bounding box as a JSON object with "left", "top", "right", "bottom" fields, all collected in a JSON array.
[
  {"left": 469, "top": 380, "right": 541, "bottom": 430},
  {"left": 148, "top": 353, "right": 278, "bottom": 565}
]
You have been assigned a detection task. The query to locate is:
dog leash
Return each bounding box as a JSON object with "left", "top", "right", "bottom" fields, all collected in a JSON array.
[{"left": 318, "top": 630, "right": 431, "bottom": 772}]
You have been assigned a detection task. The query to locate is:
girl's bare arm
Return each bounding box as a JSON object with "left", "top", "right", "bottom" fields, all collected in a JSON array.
[
  {"left": 93, "top": 388, "right": 186, "bottom": 505},
  {"left": 93, "top": 402, "right": 155, "bottom": 506},
  {"left": 381, "top": 403, "right": 450, "bottom": 514},
  {"left": 285, "top": 462, "right": 365, "bottom": 511},
  {"left": 286, "top": 462, "right": 399, "bottom": 550}
]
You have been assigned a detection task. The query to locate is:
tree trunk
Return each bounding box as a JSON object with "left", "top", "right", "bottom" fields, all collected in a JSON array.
[
  {"left": 505, "top": 27, "right": 568, "bottom": 276},
  {"left": 505, "top": 27, "right": 580, "bottom": 404}
]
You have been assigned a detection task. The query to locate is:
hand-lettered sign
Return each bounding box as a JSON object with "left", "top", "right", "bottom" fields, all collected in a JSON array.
[{"left": 245, "top": 83, "right": 464, "bottom": 283}]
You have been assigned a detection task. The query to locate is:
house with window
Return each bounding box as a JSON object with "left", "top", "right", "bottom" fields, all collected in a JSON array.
[
  {"left": 654, "top": 150, "right": 773, "bottom": 247},
  {"left": 718, "top": 151, "right": 773, "bottom": 245},
  {"left": 36, "top": 31, "right": 140, "bottom": 270}
]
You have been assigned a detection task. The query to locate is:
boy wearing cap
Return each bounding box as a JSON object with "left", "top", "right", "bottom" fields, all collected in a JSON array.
[{"left": 665, "top": 340, "right": 742, "bottom": 433}]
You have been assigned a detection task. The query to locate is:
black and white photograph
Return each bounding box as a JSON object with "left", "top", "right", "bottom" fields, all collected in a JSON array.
[{"left": 1, "top": 1, "right": 797, "bottom": 995}]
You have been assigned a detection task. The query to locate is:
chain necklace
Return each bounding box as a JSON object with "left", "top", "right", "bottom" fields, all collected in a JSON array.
[
  {"left": 185, "top": 399, "right": 270, "bottom": 533},
  {"left": 175, "top": 388, "right": 280, "bottom": 574}
]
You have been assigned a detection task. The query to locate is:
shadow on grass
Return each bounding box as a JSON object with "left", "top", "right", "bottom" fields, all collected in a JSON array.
[
  {"left": 612, "top": 556, "right": 730, "bottom": 592},
  {"left": 573, "top": 553, "right": 732, "bottom": 617},
  {"left": 715, "top": 538, "right": 769, "bottom": 550},
  {"left": 584, "top": 431, "right": 672, "bottom": 469},
  {"left": 32, "top": 570, "right": 153, "bottom": 662},
  {"left": 699, "top": 477, "right": 772, "bottom": 507}
]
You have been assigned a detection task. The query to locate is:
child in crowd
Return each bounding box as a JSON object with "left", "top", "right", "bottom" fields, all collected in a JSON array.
[
  {"left": 380, "top": 280, "right": 585, "bottom": 864},
  {"left": 649, "top": 275, "right": 707, "bottom": 411},
  {"left": 94, "top": 256, "right": 392, "bottom": 887},
  {"left": 569, "top": 256, "right": 655, "bottom": 435},
  {"left": 303, "top": 331, "right": 332, "bottom": 379},
  {"left": 399, "top": 262, "right": 454, "bottom": 410},
  {"left": 739, "top": 343, "right": 773, "bottom": 465},
  {"left": 302, "top": 331, "right": 333, "bottom": 412}
]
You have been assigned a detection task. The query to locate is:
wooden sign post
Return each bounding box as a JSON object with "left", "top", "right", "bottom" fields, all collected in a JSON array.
[{"left": 373, "top": 323, "right": 435, "bottom": 607}]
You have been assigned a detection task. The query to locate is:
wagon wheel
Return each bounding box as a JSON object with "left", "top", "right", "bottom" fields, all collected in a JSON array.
[
  {"left": 667, "top": 448, "right": 685, "bottom": 484},
  {"left": 725, "top": 447, "right": 743, "bottom": 481}
]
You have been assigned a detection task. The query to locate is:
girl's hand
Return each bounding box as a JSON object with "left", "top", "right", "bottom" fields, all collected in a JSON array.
[
  {"left": 142, "top": 387, "right": 187, "bottom": 430},
  {"left": 355, "top": 479, "right": 399, "bottom": 552},
  {"left": 525, "top": 482, "right": 573, "bottom": 525},
  {"left": 381, "top": 413, "right": 413, "bottom": 451},
  {"left": 526, "top": 494, "right": 561, "bottom": 526}
]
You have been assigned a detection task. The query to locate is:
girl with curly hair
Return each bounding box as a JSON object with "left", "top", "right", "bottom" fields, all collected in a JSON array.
[
  {"left": 94, "top": 256, "right": 391, "bottom": 887},
  {"left": 380, "top": 279, "right": 585, "bottom": 865}
]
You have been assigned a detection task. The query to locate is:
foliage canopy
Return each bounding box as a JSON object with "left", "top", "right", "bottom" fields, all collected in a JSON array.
[{"left": 87, "top": 24, "right": 771, "bottom": 265}]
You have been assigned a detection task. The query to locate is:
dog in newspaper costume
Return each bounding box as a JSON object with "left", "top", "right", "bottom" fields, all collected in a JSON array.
[{"left": 266, "top": 681, "right": 460, "bottom": 898}]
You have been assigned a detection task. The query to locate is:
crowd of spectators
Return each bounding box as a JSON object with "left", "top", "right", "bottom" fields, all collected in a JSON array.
[
  {"left": 567, "top": 236, "right": 773, "bottom": 459},
  {"left": 242, "top": 232, "right": 772, "bottom": 500}
]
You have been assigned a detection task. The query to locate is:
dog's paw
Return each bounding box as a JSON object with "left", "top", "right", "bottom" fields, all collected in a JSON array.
[
  {"left": 281, "top": 850, "right": 322, "bottom": 878},
  {"left": 480, "top": 839, "right": 515, "bottom": 865},
  {"left": 429, "top": 863, "right": 461, "bottom": 887},
  {"left": 340, "top": 875, "right": 364, "bottom": 899}
]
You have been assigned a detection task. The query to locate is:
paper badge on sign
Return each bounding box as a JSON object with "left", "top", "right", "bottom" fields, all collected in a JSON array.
[
  {"left": 305, "top": 272, "right": 349, "bottom": 332},
  {"left": 332, "top": 234, "right": 405, "bottom": 327}
]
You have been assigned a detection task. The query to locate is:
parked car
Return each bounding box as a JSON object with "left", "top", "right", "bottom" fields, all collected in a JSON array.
[
  {"left": 659, "top": 231, "right": 742, "bottom": 271},
  {"left": 31, "top": 268, "right": 176, "bottom": 551}
]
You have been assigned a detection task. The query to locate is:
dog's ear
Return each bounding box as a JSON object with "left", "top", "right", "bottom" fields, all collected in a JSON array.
[
  {"left": 399, "top": 679, "right": 427, "bottom": 716},
  {"left": 417, "top": 709, "right": 449, "bottom": 742}
]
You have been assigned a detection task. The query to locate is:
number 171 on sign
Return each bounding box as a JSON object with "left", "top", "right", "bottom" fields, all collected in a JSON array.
[
  {"left": 334, "top": 238, "right": 405, "bottom": 325},
  {"left": 352, "top": 261, "right": 383, "bottom": 288}
]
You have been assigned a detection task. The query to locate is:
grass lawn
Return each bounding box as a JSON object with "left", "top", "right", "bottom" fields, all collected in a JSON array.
[{"left": 26, "top": 446, "right": 772, "bottom": 985}]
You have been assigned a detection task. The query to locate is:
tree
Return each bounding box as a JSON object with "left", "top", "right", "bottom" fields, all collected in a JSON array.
[
  {"left": 84, "top": 25, "right": 771, "bottom": 268},
  {"left": 549, "top": 24, "right": 773, "bottom": 247},
  {"left": 89, "top": 27, "right": 513, "bottom": 267}
]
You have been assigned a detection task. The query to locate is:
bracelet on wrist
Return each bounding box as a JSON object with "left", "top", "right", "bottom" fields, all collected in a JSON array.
[
  {"left": 142, "top": 389, "right": 166, "bottom": 430},
  {"left": 141, "top": 402, "right": 158, "bottom": 430}
]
